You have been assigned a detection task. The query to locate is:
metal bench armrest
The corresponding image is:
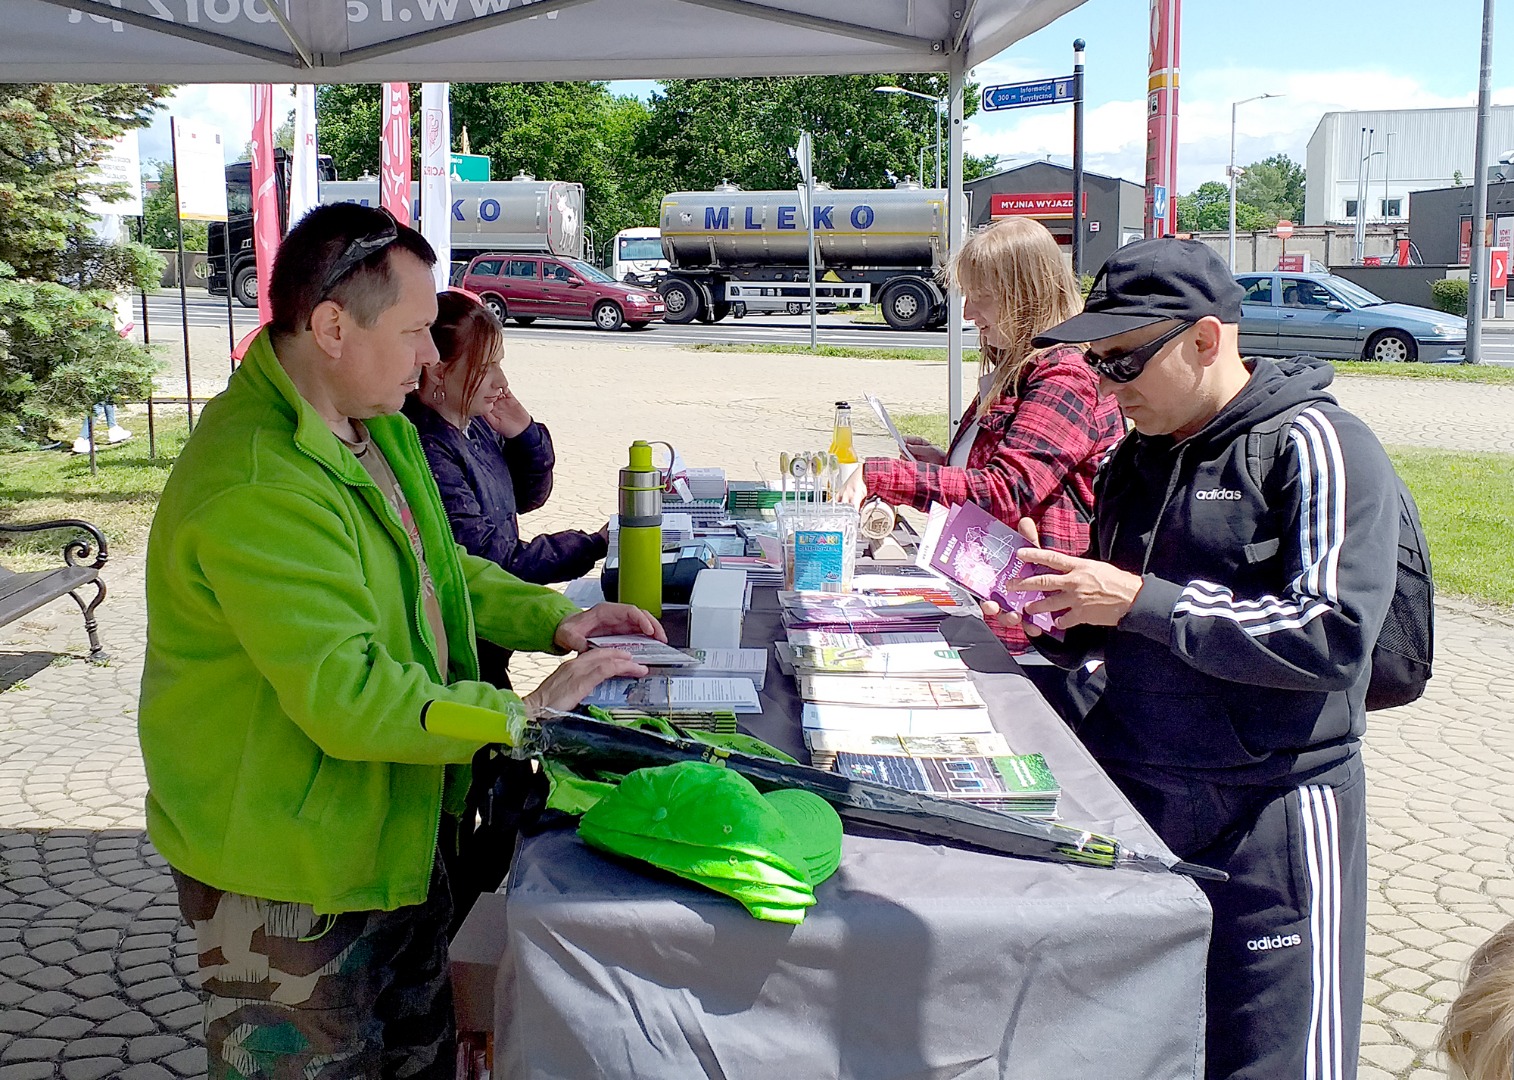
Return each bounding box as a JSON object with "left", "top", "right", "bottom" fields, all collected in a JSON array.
[{"left": 0, "top": 518, "right": 109, "bottom": 571}]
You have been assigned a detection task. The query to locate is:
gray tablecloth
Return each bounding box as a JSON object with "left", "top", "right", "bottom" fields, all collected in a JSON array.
[{"left": 495, "top": 595, "right": 1212, "bottom": 1080}]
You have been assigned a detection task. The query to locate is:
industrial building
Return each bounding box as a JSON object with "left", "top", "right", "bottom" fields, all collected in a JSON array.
[
  {"left": 964, "top": 161, "right": 1145, "bottom": 272},
  {"left": 1304, "top": 105, "right": 1514, "bottom": 227}
]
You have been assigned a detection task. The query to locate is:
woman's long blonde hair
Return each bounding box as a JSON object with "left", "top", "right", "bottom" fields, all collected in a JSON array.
[
  {"left": 1440, "top": 919, "right": 1514, "bottom": 1080},
  {"left": 949, "top": 217, "right": 1084, "bottom": 419}
]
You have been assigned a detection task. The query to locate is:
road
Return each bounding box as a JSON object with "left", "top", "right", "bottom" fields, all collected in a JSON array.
[{"left": 139, "top": 292, "right": 1514, "bottom": 362}]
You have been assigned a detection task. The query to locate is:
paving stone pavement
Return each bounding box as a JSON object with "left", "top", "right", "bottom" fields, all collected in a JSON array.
[{"left": 3, "top": 341, "right": 1513, "bottom": 1079}]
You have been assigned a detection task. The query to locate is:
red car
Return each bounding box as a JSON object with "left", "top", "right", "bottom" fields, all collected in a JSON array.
[{"left": 460, "top": 254, "right": 665, "bottom": 331}]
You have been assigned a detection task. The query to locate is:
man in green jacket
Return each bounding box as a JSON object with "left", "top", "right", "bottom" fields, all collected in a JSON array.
[{"left": 140, "top": 203, "right": 656, "bottom": 1079}]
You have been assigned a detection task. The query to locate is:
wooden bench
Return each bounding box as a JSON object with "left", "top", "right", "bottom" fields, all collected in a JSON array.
[{"left": 0, "top": 518, "right": 109, "bottom": 663}]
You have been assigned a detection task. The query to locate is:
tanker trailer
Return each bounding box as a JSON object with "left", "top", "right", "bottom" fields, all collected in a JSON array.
[{"left": 656, "top": 181, "right": 949, "bottom": 331}]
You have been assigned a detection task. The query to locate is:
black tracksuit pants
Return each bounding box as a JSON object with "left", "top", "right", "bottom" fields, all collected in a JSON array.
[{"left": 1106, "top": 755, "right": 1368, "bottom": 1080}]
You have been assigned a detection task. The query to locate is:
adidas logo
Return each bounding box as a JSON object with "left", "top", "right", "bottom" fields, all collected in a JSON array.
[
  {"left": 1246, "top": 933, "right": 1303, "bottom": 952},
  {"left": 1195, "top": 488, "right": 1243, "bottom": 501}
]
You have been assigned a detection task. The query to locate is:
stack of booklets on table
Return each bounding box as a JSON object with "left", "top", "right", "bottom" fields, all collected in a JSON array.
[
  {"left": 778, "top": 591, "right": 950, "bottom": 634},
  {"left": 831, "top": 747, "right": 1060, "bottom": 817},
  {"left": 716, "top": 554, "right": 784, "bottom": 588},
  {"left": 581, "top": 636, "right": 768, "bottom": 722}
]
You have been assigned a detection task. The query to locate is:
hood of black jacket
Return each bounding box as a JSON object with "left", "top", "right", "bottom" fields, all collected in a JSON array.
[{"left": 1156, "top": 355, "right": 1339, "bottom": 454}]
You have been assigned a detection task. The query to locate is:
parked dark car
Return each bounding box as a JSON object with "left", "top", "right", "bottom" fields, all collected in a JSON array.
[
  {"left": 460, "top": 254, "right": 665, "bottom": 331},
  {"left": 1236, "top": 272, "right": 1466, "bottom": 363}
]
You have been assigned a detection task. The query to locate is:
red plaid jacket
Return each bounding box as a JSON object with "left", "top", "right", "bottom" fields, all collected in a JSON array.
[{"left": 864, "top": 345, "right": 1125, "bottom": 653}]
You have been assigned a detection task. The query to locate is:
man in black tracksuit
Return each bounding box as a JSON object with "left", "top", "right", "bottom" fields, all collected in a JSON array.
[{"left": 997, "top": 239, "right": 1400, "bottom": 1080}]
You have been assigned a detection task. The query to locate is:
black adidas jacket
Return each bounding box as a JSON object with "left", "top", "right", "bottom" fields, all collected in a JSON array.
[{"left": 1041, "top": 358, "right": 1400, "bottom": 786}]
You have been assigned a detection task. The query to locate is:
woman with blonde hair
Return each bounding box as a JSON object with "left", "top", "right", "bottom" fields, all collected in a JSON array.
[
  {"left": 1439, "top": 919, "right": 1514, "bottom": 1080},
  {"left": 840, "top": 216, "right": 1124, "bottom": 657}
]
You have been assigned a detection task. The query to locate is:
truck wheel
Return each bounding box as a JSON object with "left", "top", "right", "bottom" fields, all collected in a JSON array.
[
  {"left": 659, "top": 278, "right": 702, "bottom": 324},
  {"left": 233, "top": 266, "right": 259, "bottom": 309},
  {"left": 512, "top": 317, "right": 536, "bottom": 326},
  {"left": 481, "top": 294, "right": 508, "bottom": 322},
  {"left": 700, "top": 301, "right": 731, "bottom": 324},
  {"left": 593, "top": 302, "right": 625, "bottom": 331},
  {"left": 881, "top": 281, "right": 932, "bottom": 331}
]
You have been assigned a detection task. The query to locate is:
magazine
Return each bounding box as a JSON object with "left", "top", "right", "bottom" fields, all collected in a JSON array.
[
  {"left": 797, "top": 674, "right": 985, "bottom": 709},
  {"left": 915, "top": 501, "right": 1061, "bottom": 636},
  {"left": 804, "top": 729, "right": 1013, "bottom": 770},
  {"left": 832, "top": 751, "right": 1060, "bottom": 816}
]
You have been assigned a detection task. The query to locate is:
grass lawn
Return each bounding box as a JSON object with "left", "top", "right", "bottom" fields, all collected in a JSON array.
[
  {"left": 688, "top": 342, "right": 978, "bottom": 364},
  {"left": 0, "top": 413, "right": 190, "bottom": 571},
  {"left": 892, "top": 411, "right": 1514, "bottom": 611}
]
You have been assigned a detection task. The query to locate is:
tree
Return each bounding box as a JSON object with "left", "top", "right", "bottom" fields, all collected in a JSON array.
[
  {"left": 1236, "top": 154, "right": 1305, "bottom": 223},
  {"left": 1175, "top": 180, "right": 1272, "bottom": 233},
  {"left": 635, "top": 75, "right": 980, "bottom": 194},
  {"left": 0, "top": 84, "right": 167, "bottom": 447},
  {"left": 315, "top": 83, "right": 657, "bottom": 261},
  {"left": 141, "top": 159, "right": 208, "bottom": 251}
]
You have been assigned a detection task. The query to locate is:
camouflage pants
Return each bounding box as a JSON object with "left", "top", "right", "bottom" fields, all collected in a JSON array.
[{"left": 171, "top": 855, "right": 456, "bottom": 1080}]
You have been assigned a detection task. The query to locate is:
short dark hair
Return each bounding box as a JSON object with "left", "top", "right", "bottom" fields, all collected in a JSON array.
[{"left": 268, "top": 202, "right": 436, "bottom": 340}]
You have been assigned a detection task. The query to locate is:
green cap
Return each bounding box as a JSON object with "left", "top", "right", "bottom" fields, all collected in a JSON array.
[{"left": 578, "top": 761, "right": 843, "bottom": 924}]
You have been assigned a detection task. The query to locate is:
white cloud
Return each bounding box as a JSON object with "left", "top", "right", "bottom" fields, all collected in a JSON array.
[{"left": 139, "top": 85, "right": 292, "bottom": 168}]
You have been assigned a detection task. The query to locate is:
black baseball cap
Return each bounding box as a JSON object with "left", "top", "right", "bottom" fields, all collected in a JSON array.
[{"left": 1033, "top": 238, "right": 1245, "bottom": 346}]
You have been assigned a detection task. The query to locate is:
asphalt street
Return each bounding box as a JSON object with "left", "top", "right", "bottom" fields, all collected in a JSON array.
[{"left": 141, "top": 291, "right": 1514, "bottom": 362}]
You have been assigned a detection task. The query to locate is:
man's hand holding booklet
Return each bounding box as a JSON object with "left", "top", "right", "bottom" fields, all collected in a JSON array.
[{"left": 915, "top": 502, "right": 1064, "bottom": 638}]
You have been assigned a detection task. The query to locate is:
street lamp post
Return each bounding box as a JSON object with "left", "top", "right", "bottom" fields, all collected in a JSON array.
[
  {"left": 875, "top": 85, "right": 945, "bottom": 188},
  {"left": 1228, "top": 92, "right": 1280, "bottom": 271}
]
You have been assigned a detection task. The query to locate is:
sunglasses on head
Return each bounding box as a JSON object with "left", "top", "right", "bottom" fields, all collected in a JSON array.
[
  {"left": 1083, "top": 320, "right": 1193, "bottom": 384},
  {"left": 317, "top": 207, "right": 401, "bottom": 299}
]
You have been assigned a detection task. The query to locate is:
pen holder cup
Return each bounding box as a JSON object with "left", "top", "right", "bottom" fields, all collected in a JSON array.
[{"left": 776, "top": 502, "right": 859, "bottom": 593}]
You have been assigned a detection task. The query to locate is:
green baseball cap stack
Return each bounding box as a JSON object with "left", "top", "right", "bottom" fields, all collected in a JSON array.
[{"left": 578, "top": 760, "right": 843, "bottom": 925}]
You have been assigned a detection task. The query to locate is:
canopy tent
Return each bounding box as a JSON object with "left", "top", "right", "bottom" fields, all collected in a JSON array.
[{"left": 3, "top": 0, "right": 1088, "bottom": 428}]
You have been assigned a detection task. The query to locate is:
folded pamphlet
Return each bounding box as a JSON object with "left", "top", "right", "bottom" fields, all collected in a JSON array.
[
  {"left": 800, "top": 702, "right": 995, "bottom": 736},
  {"left": 797, "top": 674, "right": 985, "bottom": 709},
  {"left": 865, "top": 393, "right": 915, "bottom": 461},
  {"left": 916, "top": 502, "right": 1061, "bottom": 637},
  {"left": 586, "top": 635, "right": 700, "bottom": 667},
  {"left": 832, "top": 751, "right": 1060, "bottom": 817},
  {"left": 584, "top": 676, "right": 762, "bottom": 714}
]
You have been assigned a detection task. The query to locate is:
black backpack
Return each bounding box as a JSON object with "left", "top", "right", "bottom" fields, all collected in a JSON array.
[{"left": 1249, "top": 402, "right": 1434, "bottom": 711}]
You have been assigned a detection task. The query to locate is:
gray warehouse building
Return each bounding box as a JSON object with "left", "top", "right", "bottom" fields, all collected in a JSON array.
[{"left": 964, "top": 161, "right": 1145, "bottom": 272}]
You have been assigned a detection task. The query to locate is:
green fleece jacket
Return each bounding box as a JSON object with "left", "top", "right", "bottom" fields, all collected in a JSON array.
[{"left": 139, "top": 329, "right": 578, "bottom": 914}]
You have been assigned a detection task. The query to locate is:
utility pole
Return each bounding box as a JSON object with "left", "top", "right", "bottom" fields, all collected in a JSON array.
[
  {"left": 1071, "top": 38, "right": 1086, "bottom": 277},
  {"left": 1469, "top": 0, "right": 1496, "bottom": 364}
]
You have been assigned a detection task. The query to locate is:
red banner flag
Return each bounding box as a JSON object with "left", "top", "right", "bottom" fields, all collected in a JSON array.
[
  {"left": 249, "top": 84, "right": 281, "bottom": 327},
  {"left": 381, "top": 83, "right": 412, "bottom": 226}
]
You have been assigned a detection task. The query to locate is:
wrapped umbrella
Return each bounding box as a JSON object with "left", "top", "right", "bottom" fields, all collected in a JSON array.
[{"left": 420, "top": 701, "right": 1226, "bottom": 882}]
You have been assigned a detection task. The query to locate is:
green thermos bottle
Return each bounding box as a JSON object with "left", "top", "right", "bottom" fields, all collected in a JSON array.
[{"left": 617, "top": 441, "right": 663, "bottom": 617}]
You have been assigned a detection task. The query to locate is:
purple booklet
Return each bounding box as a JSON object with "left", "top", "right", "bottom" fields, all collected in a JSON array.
[{"left": 916, "top": 502, "right": 1062, "bottom": 637}]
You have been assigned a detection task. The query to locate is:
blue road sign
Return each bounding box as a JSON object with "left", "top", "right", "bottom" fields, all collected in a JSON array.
[
  {"left": 1152, "top": 184, "right": 1168, "bottom": 223},
  {"left": 981, "top": 76, "right": 1077, "bottom": 112}
]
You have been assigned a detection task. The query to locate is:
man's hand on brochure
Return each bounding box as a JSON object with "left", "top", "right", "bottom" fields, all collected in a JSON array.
[
  {"left": 525, "top": 649, "right": 647, "bottom": 716},
  {"left": 554, "top": 603, "right": 666, "bottom": 653},
  {"left": 983, "top": 516, "right": 1144, "bottom": 631},
  {"left": 903, "top": 435, "right": 946, "bottom": 465}
]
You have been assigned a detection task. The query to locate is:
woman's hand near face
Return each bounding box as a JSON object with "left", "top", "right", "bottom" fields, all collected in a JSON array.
[{"left": 485, "top": 388, "right": 533, "bottom": 438}]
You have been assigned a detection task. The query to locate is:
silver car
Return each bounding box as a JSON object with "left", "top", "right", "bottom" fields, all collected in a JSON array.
[{"left": 1236, "top": 272, "right": 1467, "bottom": 363}]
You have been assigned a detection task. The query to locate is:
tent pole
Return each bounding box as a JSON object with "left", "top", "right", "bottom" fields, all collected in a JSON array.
[{"left": 946, "top": 59, "right": 966, "bottom": 439}]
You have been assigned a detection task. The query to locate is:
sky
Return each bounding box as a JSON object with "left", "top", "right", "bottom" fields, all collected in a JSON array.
[{"left": 139, "top": 0, "right": 1514, "bottom": 194}]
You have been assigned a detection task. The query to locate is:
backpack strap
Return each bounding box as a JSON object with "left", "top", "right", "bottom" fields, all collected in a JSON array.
[{"left": 1244, "top": 401, "right": 1314, "bottom": 504}]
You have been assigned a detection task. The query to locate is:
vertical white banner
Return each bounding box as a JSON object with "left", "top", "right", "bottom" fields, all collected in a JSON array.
[
  {"left": 420, "top": 82, "right": 452, "bottom": 290},
  {"left": 289, "top": 84, "right": 319, "bottom": 228}
]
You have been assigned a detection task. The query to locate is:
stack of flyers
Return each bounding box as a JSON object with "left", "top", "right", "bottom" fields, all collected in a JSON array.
[
  {"left": 915, "top": 501, "right": 1062, "bottom": 637},
  {"left": 778, "top": 591, "right": 947, "bottom": 633},
  {"left": 681, "top": 648, "right": 770, "bottom": 692},
  {"left": 804, "top": 730, "right": 1013, "bottom": 771},
  {"left": 786, "top": 639, "right": 969, "bottom": 680},
  {"left": 832, "top": 750, "right": 1061, "bottom": 817},
  {"left": 797, "top": 674, "right": 985, "bottom": 709},
  {"left": 586, "top": 635, "right": 699, "bottom": 667},
  {"left": 716, "top": 554, "right": 784, "bottom": 588},
  {"left": 582, "top": 676, "right": 762, "bottom": 714},
  {"left": 800, "top": 702, "right": 995, "bottom": 737}
]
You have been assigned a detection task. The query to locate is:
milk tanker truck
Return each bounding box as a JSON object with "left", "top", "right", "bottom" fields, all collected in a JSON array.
[{"left": 655, "top": 180, "right": 950, "bottom": 331}]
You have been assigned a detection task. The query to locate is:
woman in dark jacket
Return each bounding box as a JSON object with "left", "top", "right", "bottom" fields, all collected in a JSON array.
[
  {"left": 406, "top": 290, "right": 609, "bottom": 926},
  {"left": 405, "top": 291, "right": 608, "bottom": 597}
]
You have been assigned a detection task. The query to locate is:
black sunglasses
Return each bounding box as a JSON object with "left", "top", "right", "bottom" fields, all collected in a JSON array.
[
  {"left": 1084, "top": 321, "right": 1192, "bottom": 384},
  {"left": 317, "top": 207, "right": 401, "bottom": 299}
]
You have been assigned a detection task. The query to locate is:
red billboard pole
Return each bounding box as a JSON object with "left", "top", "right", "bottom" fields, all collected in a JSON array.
[{"left": 1145, "top": 0, "right": 1180, "bottom": 237}]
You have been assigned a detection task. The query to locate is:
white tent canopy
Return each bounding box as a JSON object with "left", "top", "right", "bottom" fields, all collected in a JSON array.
[
  {"left": 4, "top": 0, "right": 1087, "bottom": 428},
  {"left": 4, "top": 0, "right": 1081, "bottom": 83}
]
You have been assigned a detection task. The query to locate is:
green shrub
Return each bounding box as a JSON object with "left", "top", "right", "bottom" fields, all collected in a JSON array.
[{"left": 1430, "top": 278, "right": 1469, "bottom": 317}]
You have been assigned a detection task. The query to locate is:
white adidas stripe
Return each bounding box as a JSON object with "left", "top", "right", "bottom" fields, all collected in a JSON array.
[
  {"left": 1299, "top": 785, "right": 1343, "bottom": 1080},
  {"left": 1174, "top": 408, "right": 1346, "bottom": 637}
]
